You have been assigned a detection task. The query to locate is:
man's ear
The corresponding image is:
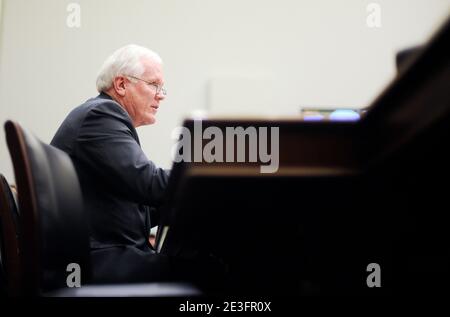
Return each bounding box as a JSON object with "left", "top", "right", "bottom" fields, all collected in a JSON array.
[{"left": 113, "top": 76, "right": 127, "bottom": 97}]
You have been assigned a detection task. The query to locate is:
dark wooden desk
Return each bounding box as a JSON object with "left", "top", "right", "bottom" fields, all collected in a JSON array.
[{"left": 156, "top": 17, "right": 450, "bottom": 295}]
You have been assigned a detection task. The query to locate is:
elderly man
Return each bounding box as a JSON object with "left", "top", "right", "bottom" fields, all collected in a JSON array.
[{"left": 51, "top": 45, "right": 195, "bottom": 284}]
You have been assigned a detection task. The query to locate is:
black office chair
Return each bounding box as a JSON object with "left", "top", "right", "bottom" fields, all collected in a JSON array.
[
  {"left": 4, "top": 120, "right": 201, "bottom": 296},
  {"left": 0, "top": 174, "right": 22, "bottom": 296}
]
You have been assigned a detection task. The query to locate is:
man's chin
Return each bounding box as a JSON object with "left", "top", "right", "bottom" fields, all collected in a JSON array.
[
  {"left": 145, "top": 116, "right": 156, "bottom": 125},
  {"left": 135, "top": 117, "right": 156, "bottom": 127}
]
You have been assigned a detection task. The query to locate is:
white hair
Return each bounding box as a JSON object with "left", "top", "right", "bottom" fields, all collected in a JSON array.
[{"left": 96, "top": 44, "right": 163, "bottom": 92}]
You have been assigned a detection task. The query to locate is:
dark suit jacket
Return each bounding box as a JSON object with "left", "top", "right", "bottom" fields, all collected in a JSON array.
[{"left": 51, "top": 93, "right": 171, "bottom": 281}]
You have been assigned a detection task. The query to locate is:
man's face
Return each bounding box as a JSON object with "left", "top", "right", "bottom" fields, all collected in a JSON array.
[{"left": 122, "top": 58, "right": 165, "bottom": 127}]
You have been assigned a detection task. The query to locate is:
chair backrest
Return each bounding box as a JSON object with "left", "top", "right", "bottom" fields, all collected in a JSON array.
[
  {"left": 0, "top": 174, "right": 22, "bottom": 295},
  {"left": 4, "top": 120, "right": 90, "bottom": 295}
]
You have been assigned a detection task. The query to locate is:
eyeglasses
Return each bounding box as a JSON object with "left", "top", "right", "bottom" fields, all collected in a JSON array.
[{"left": 125, "top": 75, "right": 167, "bottom": 96}]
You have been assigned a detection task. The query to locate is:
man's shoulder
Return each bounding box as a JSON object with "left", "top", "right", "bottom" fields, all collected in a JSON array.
[
  {"left": 51, "top": 93, "right": 135, "bottom": 149},
  {"left": 64, "top": 93, "right": 133, "bottom": 131},
  {"left": 80, "top": 93, "right": 129, "bottom": 119}
]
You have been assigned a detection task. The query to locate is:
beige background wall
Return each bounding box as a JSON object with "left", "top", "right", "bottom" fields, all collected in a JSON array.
[{"left": 0, "top": 0, "right": 449, "bottom": 182}]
